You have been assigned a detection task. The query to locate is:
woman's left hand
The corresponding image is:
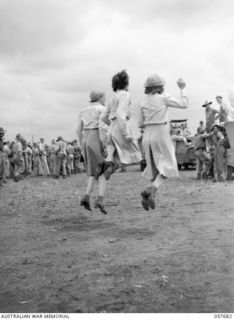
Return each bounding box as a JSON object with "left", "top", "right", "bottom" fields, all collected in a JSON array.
[{"left": 177, "top": 78, "right": 186, "bottom": 89}]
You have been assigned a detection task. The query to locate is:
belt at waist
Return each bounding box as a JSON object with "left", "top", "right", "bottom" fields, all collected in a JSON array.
[
  {"left": 83, "top": 128, "right": 98, "bottom": 131},
  {"left": 145, "top": 122, "right": 167, "bottom": 126},
  {"left": 111, "top": 117, "right": 130, "bottom": 121}
]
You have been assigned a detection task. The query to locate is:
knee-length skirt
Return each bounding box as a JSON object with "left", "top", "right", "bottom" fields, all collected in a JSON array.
[
  {"left": 82, "top": 129, "right": 104, "bottom": 176},
  {"left": 142, "top": 124, "right": 179, "bottom": 180}
]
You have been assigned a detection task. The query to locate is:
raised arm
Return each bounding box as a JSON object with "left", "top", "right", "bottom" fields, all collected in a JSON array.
[
  {"left": 164, "top": 88, "right": 188, "bottom": 109},
  {"left": 164, "top": 80, "right": 188, "bottom": 109}
]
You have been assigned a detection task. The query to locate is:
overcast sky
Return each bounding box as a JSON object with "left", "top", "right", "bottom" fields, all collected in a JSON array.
[{"left": 1, "top": 0, "right": 234, "bottom": 142}]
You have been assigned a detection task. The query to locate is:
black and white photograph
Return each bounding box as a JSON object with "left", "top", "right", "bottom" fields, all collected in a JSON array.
[{"left": 0, "top": 0, "right": 233, "bottom": 317}]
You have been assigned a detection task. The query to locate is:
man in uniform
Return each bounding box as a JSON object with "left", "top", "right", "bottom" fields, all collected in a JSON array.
[
  {"left": 0, "top": 127, "right": 6, "bottom": 187},
  {"left": 12, "top": 134, "right": 25, "bottom": 182},
  {"left": 38, "top": 137, "right": 50, "bottom": 176}
]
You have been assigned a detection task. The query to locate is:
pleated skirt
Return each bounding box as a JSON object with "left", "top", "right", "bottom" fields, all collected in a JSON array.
[{"left": 82, "top": 129, "right": 104, "bottom": 176}]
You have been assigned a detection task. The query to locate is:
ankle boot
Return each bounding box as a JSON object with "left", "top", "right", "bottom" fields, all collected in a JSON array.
[
  {"left": 80, "top": 195, "right": 92, "bottom": 211},
  {"left": 94, "top": 196, "right": 108, "bottom": 214},
  {"left": 141, "top": 185, "right": 157, "bottom": 211}
]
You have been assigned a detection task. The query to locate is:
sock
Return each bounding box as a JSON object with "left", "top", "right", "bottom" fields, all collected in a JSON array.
[
  {"left": 151, "top": 174, "right": 166, "bottom": 189},
  {"left": 105, "top": 144, "right": 115, "bottom": 162},
  {"left": 98, "top": 174, "right": 107, "bottom": 197},
  {"left": 85, "top": 176, "right": 96, "bottom": 195}
]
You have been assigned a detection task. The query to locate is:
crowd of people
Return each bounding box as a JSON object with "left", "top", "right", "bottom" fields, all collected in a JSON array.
[
  {"left": 193, "top": 96, "right": 233, "bottom": 182},
  {"left": 1, "top": 69, "right": 234, "bottom": 213},
  {"left": 0, "top": 132, "right": 83, "bottom": 186}
]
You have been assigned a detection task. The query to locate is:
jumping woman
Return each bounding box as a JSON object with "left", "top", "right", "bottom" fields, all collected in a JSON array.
[
  {"left": 97, "top": 70, "right": 142, "bottom": 180},
  {"left": 76, "top": 91, "right": 108, "bottom": 214},
  {"left": 138, "top": 74, "right": 188, "bottom": 211}
]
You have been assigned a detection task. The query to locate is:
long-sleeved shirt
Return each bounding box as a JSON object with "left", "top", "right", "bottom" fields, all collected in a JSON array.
[
  {"left": 101, "top": 90, "right": 132, "bottom": 139},
  {"left": 138, "top": 88, "right": 188, "bottom": 127}
]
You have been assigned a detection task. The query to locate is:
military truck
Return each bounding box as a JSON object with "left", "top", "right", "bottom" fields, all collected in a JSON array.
[{"left": 170, "top": 119, "right": 196, "bottom": 170}]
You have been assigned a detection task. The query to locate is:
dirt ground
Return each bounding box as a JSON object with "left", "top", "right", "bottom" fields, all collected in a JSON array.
[{"left": 0, "top": 167, "right": 233, "bottom": 313}]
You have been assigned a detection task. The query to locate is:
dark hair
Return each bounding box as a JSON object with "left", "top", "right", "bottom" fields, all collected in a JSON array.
[
  {"left": 199, "top": 121, "right": 204, "bottom": 125},
  {"left": 216, "top": 95, "right": 222, "bottom": 99},
  {"left": 144, "top": 85, "right": 164, "bottom": 95},
  {"left": 112, "top": 70, "right": 129, "bottom": 92}
]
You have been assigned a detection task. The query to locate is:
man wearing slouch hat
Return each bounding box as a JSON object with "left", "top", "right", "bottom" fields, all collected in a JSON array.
[{"left": 0, "top": 127, "right": 6, "bottom": 187}]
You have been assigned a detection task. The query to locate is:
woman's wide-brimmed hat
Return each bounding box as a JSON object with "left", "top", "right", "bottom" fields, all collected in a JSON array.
[
  {"left": 90, "top": 91, "right": 105, "bottom": 103},
  {"left": 202, "top": 100, "right": 213, "bottom": 107},
  {"left": 144, "top": 74, "right": 166, "bottom": 87}
]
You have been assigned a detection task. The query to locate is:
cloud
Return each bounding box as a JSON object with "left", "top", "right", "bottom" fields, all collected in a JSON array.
[{"left": 1, "top": 0, "right": 234, "bottom": 142}]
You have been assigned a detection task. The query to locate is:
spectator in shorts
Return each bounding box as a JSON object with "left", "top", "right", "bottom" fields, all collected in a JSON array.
[
  {"left": 210, "top": 124, "right": 227, "bottom": 182},
  {"left": 194, "top": 128, "right": 212, "bottom": 179}
]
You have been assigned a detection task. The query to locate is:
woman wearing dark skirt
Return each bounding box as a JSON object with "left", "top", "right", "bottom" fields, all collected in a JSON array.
[{"left": 76, "top": 91, "right": 108, "bottom": 214}]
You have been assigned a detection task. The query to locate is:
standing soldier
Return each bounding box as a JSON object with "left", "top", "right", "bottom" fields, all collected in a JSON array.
[
  {"left": 3, "top": 141, "right": 11, "bottom": 180},
  {"left": 66, "top": 142, "right": 74, "bottom": 176},
  {"left": 32, "top": 143, "right": 43, "bottom": 176},
  {"left": 22, "top": 138, "right": 29, "bottom": 176},
  {"left": 12, "top": 134, "right": 25, "bottom": 182},
  {"left": 26, "top": 142, "right": 33, "bottom": 174},
  {"left": 38, "top": 138, "right": 50, "bottom": 176},
  {"left": 8, "top": 141, "right": 15, "bottom": 178},
  {"left": 194, "top": 128, "right": 212, "bottom": 179},
  {"left": 54, "top": 136, "right": 67, "bottom": 179},
  {"left": 0, "top": 127, "right": 6, "bottom": 187},
  {"left": 202, "top": 100, "right": 219, "bottom": 133},
  {"left": 73, "top": 140, "right": 82, "bottom": 173},
  {"left": 47, "top": 140, "right": 57, "bottom": 177}
]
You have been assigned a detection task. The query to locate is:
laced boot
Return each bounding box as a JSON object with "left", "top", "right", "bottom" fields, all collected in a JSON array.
[
  {"left": 141, "top": 185, "right": 157, "bottom": 211},
  {"left": 94, "top": 196, "right": 108, "bottom": 215},
  {"left": 80, "top": 194, "right": 92, "bottom": 211}
]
